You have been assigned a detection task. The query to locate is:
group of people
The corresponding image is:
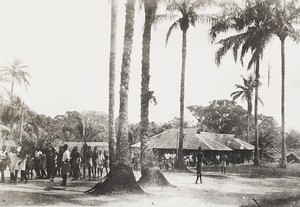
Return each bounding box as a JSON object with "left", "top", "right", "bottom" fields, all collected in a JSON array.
[
  {"left": 158, "top": 152, "right": 177, "bottom": 170},
  {"left": 79, "top": 145, "right": 109, "bottom": 180},
  {"left": 0, "top": 144, "right": 30, "bottom": 184},
  {"left": 0, "top": 143, "right": 110, "bottom": 186}
]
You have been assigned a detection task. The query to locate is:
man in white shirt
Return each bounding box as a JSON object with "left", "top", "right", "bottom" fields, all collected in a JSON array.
[{"left": 61, "top": 144, "right": 70, "bottom": 186}]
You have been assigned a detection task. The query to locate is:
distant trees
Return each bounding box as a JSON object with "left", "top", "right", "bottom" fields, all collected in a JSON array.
[
  {"left": 188, "top": 99, "right": 248, "bottom": 136},
  {"left": 0, "top": 59, "right": 30, "bottom": 96},
  {"left": 257, "top": 115, "right": 279, "bottom": 159},
  {"left": 286, "top": 129, "right": 300, "bottom": 150},
  {"left": 188, "top": 99, "right": 281, "bottom": 157}
]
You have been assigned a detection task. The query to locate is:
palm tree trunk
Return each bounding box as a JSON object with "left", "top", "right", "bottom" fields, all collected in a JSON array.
[
  {"left": 140, "top": 1, "right": 153, "bottom": 172},
  {"left": 247, "top": 100, "right": 251, "bottom": 143},
  {"left": 253, "top": 59, "right": 260, "bottom": 166},
  {"left": 177, "top": 30, "right": 187, "bottom": 170},
  {"left": 280, "top": 38, "right": 287, "bottom": 168},
  {"left": 10, "top": 80, "right": 14, "bottom": 97},
  {"left": 116, "top": 0, "right": 136, "bottom": 165},
  {"left": 108, "top": 0, "right": 118, "bottom": 167}
]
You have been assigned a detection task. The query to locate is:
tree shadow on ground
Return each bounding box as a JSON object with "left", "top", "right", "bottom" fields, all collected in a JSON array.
[
  {"left": 204, "top": 174, "right": 233, "bottom": 180},
  {"left": 240, "top": 193, "right": 300, "bottom": 207}
]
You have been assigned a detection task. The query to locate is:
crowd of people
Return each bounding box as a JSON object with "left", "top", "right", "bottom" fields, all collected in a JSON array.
[{"left": 0, "top": 143, "right": 110, "bottom": 186}]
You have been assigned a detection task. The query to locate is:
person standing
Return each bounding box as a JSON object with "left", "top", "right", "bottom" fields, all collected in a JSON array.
[
  {"left": 61, "top": 144, "right": 70, "bottom": 186},
  {"left": 85, "top": 146, "right": 92, "bottom": 180},
  {"left": 221, "top": 154, "right": 228, "bottom": 174},
  {"left": 57, "top": 146, "right": 63, "bottom": 177},
  {"left": 46, "top": 146, "right": 56, "bottom": 182},
  {"left": 103, "top": 150, "right": 109, "bottom": 175},
  {"left": 195, "top": 146, "right": 204, "bottom": 184},
  {"left": 34, "top": 148, "right": 42, "bottom": 179},
  {"left": 91, "top": 146, "right": 98, "bottom": 179},
  {"left": 17, "top": 145, "right": 28, "bottom": 183},
  {"left": 215, "top": 154, "right": 220, "bottom": 166},
  {"left": 97, "top": 150, "right": 104, "bottom": 177},
  {"left": 0, "top": 145, "right": 9, "bottom": 182},
  {"left": 70, "top": 146, "right": 80, "bottom": 181},
  {"left": 8, "top": 146, "right": 18, "bottom": 184}
]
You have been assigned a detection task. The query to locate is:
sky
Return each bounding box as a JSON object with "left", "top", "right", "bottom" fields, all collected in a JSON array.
[{"left": 0, "top": 0, "right": 300, "bottom": 131}]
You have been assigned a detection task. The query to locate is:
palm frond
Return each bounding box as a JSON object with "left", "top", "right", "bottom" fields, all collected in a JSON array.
[
  {"left": 154, "top": 14, "right": 179, "bottom": 24},
  {"left": 214, "top": 32, "right": 247, "bottom": 66},
  {"left": 288, "top": 28, "right": 300, "bottom": 43},
  {"left": 235, "top": 85, "right": 247, "bottom": 91},
  {"left": 166, "top": 19, "right": 180, "bottom": 45},
  {"left": 190, "top": 0, "right": 215, "bottom": 11},
  {"left": 166, "top": 0, "right": 183, "bottom": 14},
  {"left": 258, "top": 97, "right": 264, "bottom": 106},
  {"left": 192, "top": 13, "right": 216, "bottom": 26}
]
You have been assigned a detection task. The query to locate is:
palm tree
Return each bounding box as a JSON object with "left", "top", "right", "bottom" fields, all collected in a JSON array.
[
  {"left": 158, "top": 0, "right": 214, "bottom": 170},
  {"left": 108, "top": 0, "right": 118, "bottom": 167},
  {"left": 210, "top": 0, "right": 274, "bottom": 165},
  {"left": 87, "top": 0, "right": 143, "bottom": 195},
  {"left": 116, "top": 0, "right": 136, "bottom": 165},
  {"left": 0, "top": 59, "right": 30, "bottom": 96},
  {"left": 138, "top": 0, "right": 172, "bottom": 186},
  {"left": 230, "top": 75, "right": 255, "bottom": 143},
  {"left": 140, "top": 0, "right": 158, "bottom": 172},
  {"left": 270, "top": 0, "right": 300, "bottom": 168}
]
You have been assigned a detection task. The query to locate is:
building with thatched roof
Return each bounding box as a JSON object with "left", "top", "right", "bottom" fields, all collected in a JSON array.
[{"left": 131, "top": 128, "right": 254, "bottom": 164}]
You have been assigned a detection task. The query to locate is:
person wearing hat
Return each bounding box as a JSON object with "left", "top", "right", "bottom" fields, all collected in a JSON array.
[{"left": 195, "top": 146, "right": 204, "bottom": 184}]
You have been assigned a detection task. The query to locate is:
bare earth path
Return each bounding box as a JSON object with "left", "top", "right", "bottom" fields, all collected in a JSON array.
[{"left": 0, "top": 170, "right": 300, "bottom": 207}]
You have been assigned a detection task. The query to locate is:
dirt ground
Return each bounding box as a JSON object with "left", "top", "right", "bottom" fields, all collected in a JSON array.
[{"left": 0, "top": 168, "right": 300, "bottom": 207}]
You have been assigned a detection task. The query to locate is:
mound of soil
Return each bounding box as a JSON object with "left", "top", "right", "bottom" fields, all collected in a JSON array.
[
  {"left": 138, "top": 168, "right": 174, "bottom": 187},
  {"left": 85, "top": 163, "right": 143, "bottom": 195}
]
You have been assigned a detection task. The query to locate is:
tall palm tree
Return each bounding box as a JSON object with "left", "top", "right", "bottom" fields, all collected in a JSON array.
[
  {"left": 158, "top": 0, "right": 214, "bottom": 170},
  {"left": 0, "top": 59, "right": 30, "bottom": 96},
  {"left": 270, "top": 0, "right": 300, "bottom": 168},
  {"left": 87, "top": 0, "right": 143, "bottom": 195},
  {"left": 210, "top": 0, "right": 274, "bottom": 165},
  {"left": 116, "top": 0, "right": 136, "bottom": 165},
  {"left": 140, "top": 0, "right": 158, "bottom": 172},
  {"left": 108, "top": 0, "right": 118, "bottom": 167},
  {"left": 230, "top": 75, "right": 255, "bottom": 143}
]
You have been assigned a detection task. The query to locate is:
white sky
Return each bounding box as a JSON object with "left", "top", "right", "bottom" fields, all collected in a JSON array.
[{"left": 0, "top": 0, "right": 300, "bottom": 131}]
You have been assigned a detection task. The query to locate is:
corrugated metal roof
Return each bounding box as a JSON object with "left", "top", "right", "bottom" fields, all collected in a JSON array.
[
  {"left": 132, "top": 128, "right": 233, "bottom": 151},
  {"left": 200, "top": 132, "right": 254, "bottom": 150}
]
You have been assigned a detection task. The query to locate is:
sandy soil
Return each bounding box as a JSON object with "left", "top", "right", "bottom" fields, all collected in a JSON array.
[{"left": 0, "top": 169, "right": 300, "bottom": 207}]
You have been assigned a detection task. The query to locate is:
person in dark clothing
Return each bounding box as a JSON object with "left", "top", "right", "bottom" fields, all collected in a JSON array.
[
  {"left": 57, "top": 146, "right": 63, "bottom": 177},
  {"left": 103, "top": 151, "right": 109, "bottom": 175},
  {"left": 195, "top": 146, "right": 204, "bottom": 184},
  {"left": 91, "top": 146, "right": 98, "bottom": 179},
  {"left": 70, "top": 146, "right": 80, "bottom": 180},
  {"left": 85, "top": 146, "right": 92, "bottom": 180},
  {"left": 46, "top": 146, "right": 56, "bottom": 181}
]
